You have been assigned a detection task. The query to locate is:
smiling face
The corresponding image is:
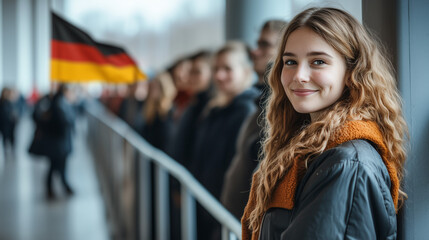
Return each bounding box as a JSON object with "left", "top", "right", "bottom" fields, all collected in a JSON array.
[
  {"left": 281, "top": 27, "right": 347, "bottom": 121},
  {"left": 213, "top": 51, "right": 251, "bottom": 97}
]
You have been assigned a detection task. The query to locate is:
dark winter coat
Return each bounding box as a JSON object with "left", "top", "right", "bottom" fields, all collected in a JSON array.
[
  {"left": 29, "top": 94, "right": 75, "bottom": 159},
  {"left": 242, "top": 121, "right": 400, "bottom": 240},
  {"left": 141, "top": 110, "right": 174, "bottom": 153},
  {"left": 0, "top": 99, "right": 18, "bottom": 140},
  {"left": 189, "top": 87, "right": 259, "bottom": 199},
  {"left": 221, "top": 83, "right": 266, "bottom": 219},
  {"left": 118, "top": 97, "right": 144, "bottom": 132},
  {"left": 258, "top": 140, "right": 396, "bottom": 239},
  {"left": 169, "top": 89, "right": 212, "bottom": 168}
]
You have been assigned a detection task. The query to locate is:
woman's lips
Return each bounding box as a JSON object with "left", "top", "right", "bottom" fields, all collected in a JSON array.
[{"left": 292, "top": 89, "right": 318, "bottom": 96}]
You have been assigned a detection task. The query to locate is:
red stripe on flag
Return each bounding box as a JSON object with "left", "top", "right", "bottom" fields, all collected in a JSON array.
[{"left": 51, "top": 40, "right": 136, "bottom": 67}]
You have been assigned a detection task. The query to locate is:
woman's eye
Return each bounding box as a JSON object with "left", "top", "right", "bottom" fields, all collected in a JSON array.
[
  {"left": 284, "top": 60, "right": 296, "bottom": 65},
  {"left": 313, "top": 59, "right": 325, "bottom": 65}
]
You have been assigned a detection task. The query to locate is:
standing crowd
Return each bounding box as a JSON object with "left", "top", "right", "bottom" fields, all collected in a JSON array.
[
  {"left": 0, "top": 83, "right": 82, "bottom": 201},
  {"left": 100, "top": 19, "right": 286, "bottom": 239}
]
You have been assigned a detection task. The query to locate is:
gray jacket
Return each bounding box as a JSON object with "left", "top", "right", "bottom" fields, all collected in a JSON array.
[{"left": 259, "top": 140, "right": 397, "bottom": 240}]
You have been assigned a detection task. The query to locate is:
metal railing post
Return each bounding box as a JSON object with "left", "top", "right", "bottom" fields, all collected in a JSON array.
[
  {"left": 230, "top": 231, "right": 238, "bottom": 240},
  {"left": 138, "top": 154, "right": 152, "bottom": 240},
  {"left": 181, "top": 185, "right": 196, "bottom": 240},
  {"left": 155, "top": 165, "right": 169, "bottom": 240},
  {"left": 222, "top": 226, "right": 238, "bottom": 240}
]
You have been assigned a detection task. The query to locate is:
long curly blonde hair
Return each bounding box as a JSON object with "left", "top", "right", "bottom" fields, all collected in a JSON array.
[{"left": 247, "top": 7, "right": 408, "bottom": 232}]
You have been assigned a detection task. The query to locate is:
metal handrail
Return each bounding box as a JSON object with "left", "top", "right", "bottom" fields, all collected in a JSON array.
[{"left": 86, "top": 100, "right": 241, "bottom": 240}]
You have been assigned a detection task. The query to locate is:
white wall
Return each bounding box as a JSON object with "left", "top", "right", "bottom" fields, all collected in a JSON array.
[
  {"left": 1, "top": 0, "right": 18, "bottom": 89},
  {"left": 34, "top": 0, "right": 51, "bottom": 94},
  {"left": 295, "top": 0, "right": 361, "bottom": 22},
  {"left": 17, "top": 0, "right": 33, "bottom": 95},
  {"left": 225, "top": 0, "right": 362, "bottom": 52},
  {"left": 0, "top": 0, "right": 50, "bottom": 95}
]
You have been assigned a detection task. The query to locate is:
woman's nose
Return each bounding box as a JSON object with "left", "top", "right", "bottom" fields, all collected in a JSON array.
[
  {"left": 294, "top": 63, "right": 310, "bottom": 83},
  {"left": 214, "top": 70, "right": 226, "bottom": 81}
]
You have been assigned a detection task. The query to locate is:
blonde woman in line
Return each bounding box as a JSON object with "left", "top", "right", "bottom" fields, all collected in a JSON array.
[
  {"left": 141, "top": 72, "right": 177, "bottom": 152},
  {"left": 190, "top": 41, "right": 259, "bottom": 240}
]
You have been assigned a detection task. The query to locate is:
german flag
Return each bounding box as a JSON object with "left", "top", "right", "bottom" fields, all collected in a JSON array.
[{"left": 51, "top": 12, "right": 146, "bottom": 84}]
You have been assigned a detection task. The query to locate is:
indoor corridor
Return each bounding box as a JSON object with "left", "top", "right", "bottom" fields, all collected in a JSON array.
[{"left": 0, "top": 114, "right": 110, "bottom": 240}]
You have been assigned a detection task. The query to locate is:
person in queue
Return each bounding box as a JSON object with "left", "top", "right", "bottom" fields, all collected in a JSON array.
[
  {"left": 220, "top": 19, "right": 287, "bottom": 220},
  {"left": 169, "top": 50, "right": 214, "bottom": 168},
  {"left": 242, "top": 7, "right": 407, "bottom": 239},
  {"left": 189, "top": 41, "right": 259, "bottom": 240},
  {"left": 168, "top": 50, "right": 214, "bottom": 240},
  {"left": 118, "top": 81, "right": 148, "bottom": 132},
  {"left": 141, "top": 72, "right": 177, "bottom": 152},
  {"left": 168, "top": 56, "right": 193, "bottom": 122}
]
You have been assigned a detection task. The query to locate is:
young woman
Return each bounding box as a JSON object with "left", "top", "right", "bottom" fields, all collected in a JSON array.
[
  {"left": 242, "top": 8, "right": 407, "bottom": 239},
  {"left": 141, "top": 72, "right": 177, "bottom": 152},
  {"left": 189, "top": 41, "right": 259, "bottom": 239},
  {"left": 170, "top": 50, "right": 214, "bottom": 168},
  {"left": 189, "top": 41, "right": 258, "bottom": 200}
]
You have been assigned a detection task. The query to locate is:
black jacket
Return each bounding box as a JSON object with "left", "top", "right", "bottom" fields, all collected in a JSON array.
[
  {"left": 118, "top": 97, "right": 144, "bottom": 132},
  {"left": 141, "top": 110, "right": 174, "bottom": 153},
  {"left": 259, "top": 140, "right": 396, "bottom": 240},
  {"left": 0, "top": 99, "right": 18, "bottom": 140},
  {"left": 29, "top": 94, "right": 75, "bottom": 159},
  {"left": 169, "top": 89, "right": 212, "bottom": 168},
  {"left": 48, "top": 93, "right": 75, "bottom": 158},
  {"left": 189, "top": 88, "right": 259, "bottom": 198},
  {"left": 221, "top": 83, "right": 266, "bottom": 219}
]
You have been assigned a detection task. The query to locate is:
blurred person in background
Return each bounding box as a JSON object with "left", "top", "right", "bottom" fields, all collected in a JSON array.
[
  {"left": 188, "top": 41, "right": 259, "bottom": 240},
  {"left": 11, "top": 87, "right": 28, "bottom": 117},
  {"left": 139, "top": 72, "right": 176, "bottom": 240},
  {"left": 169, "top": 50, "right": 214, "bottom": 168},
  {"left": 168, "top": 50, "right": 214, "bottom": 240},
  {"left": 220, "top": 19, "right": 287, "bottom": 220},
  {"left": 37, "top": 84, "right": 76, "bottom": 200},
  {"left": 0, "top": 87, "right": 19, "bottom": 159},
  {"left": 118, "top": 81, "right": 148, "bottom": 132},
  {"left": 28, "top": 89, "right": 55, "bottom": 159},
  {"left": 101, "top": 85, "right": 127, "bottom": 115},
  {"left": 141, "top": 72, "right": 177, "bottom": 152},
  {"left": 168, "top": 56, "right": 193, "bottom": 122},
  {"left": 48, "top": 84, "right": 75, "bottom": 199}
]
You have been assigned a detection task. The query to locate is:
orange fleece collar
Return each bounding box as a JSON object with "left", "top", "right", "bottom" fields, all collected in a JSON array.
[{"left": 241, "top": 120, "right": 399, "bottom": 240}]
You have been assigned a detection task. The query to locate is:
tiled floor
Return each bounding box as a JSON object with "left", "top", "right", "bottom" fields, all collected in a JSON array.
[{"left": 0, "top": 114, "right": 110, "bottom": 240}]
